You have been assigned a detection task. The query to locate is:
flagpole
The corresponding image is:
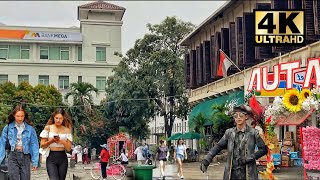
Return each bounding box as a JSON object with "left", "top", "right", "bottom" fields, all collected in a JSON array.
[{"left": 219, "top": 49, "right": 242, "bottom": 72}]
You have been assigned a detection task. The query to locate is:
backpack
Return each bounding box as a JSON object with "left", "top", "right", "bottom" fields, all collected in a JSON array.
[{"left": 142, "top": 146, "right": 149, "bottom": 158}]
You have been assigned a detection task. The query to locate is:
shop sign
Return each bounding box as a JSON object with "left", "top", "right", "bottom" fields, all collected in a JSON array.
[{"left": 248, "top": 58, "right": 319, "bottom": 93}]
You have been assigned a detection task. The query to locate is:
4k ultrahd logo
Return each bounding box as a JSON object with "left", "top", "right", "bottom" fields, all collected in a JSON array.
[{"left": 254, "top": 10, "right": 305, "bottom": 46}]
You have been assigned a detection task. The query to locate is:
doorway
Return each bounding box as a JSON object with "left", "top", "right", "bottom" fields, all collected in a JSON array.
[{"left": 119, "top": 141, "right": 125, "bottom": 156}]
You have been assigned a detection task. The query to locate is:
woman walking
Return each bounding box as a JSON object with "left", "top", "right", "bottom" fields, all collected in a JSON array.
[
  {"left": 157, "top": 140, "right": 169, "bottom": 180},
  {"left": 0, "top": 105, "right": 39, "bottom": 180},
  {"left": 40, "top": 108, "right": 72, "bottom": 180},
  {"left": 174, "top": 138, "right": 187, "bottom": 179}
]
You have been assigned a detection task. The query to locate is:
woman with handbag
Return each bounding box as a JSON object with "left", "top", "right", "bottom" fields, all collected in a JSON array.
[
  {"left": 0, "top": 104, "right": 39, "bottom": 180},
  {"left": 40, "top": 108, "right": 72, "bottom": 180}
]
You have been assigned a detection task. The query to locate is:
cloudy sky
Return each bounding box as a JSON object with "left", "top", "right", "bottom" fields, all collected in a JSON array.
[{"left": 0, "top": 1, "right": 226, "bottom": 54}]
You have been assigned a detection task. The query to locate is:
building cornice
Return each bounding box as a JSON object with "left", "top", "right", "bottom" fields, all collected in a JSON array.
[
  {"left": 0, "top": 39, "right": 82, "bottom": 44},
  {"left": 0, "top": 61, "right": 118, "bottom": 68},
  {"left": 80, "top": 20, "right": 123, "bottom": 26}
]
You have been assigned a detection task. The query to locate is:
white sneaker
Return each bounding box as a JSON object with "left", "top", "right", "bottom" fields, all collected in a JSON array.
[{"left": 180, "top": 175, "right": 184, "bottom": 179}]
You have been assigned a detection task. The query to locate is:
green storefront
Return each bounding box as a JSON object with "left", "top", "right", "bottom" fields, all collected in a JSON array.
[{"left": 188, "top": 90, "right": 244, "bottom": 126}]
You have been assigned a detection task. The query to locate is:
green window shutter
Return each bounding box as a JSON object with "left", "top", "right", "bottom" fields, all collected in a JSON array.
[
  {"left": 49, "top": 47, "right": 60, "bottom": 60},
  {"left": 60, "top": 47, "right": 69, "bottom": 60},
  {"left": 8, "top": 45, "right": 20, "bottom": 59},
  {"left": 21, "top": 45, "right": 30, "bottom": 59},
  {"left": 0, "top": 49, "right": 8, "bottom": 59},
  {"left": 96, "top": 76, "right": 106, "bottom": 90},
  {"left": 18, "top": 75, "right": 29, "bottom": 84},
  {"left": 0, "top": 75, "right": 8, "bottom": 84},
  {"left": 39, "top": 75, "right": 49, "bottom": 86},
  {"left": 96, "top": 47, "right": 106, "bottom": 61},
  {"left": 40, "top": 46, "right": 49, "bottom": 59},
  {"left": 78, "top": 47, "right": 82, "bottom": 61}
]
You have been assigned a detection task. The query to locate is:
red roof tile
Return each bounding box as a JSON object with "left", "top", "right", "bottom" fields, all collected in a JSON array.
[{"left": 79, "top": 1, "right": 125, "bottom": 11}]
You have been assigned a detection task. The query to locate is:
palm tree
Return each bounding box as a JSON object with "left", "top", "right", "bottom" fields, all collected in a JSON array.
[
  {"left": 189, "top": 113, "right": 208, "bottom": 153},
  {"left": 210, "top": 104, "right": 233, "bottom": 143},
  {"left": 64, "top": 82, "right": 99, "bottom": 110}
]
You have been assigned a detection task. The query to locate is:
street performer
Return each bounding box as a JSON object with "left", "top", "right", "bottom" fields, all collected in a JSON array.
[{"left": 200, "top": 105, "right": 268, "bottom": 180}]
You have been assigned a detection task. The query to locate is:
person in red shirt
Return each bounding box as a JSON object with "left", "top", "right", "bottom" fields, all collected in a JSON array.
[{"left": 100, "top": 144, "right": 110, "bottom": 180}]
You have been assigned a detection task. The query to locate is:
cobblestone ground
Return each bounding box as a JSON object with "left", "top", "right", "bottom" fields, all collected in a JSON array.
[{"left": 31, "top": 161, "right": 304, "bottom": 180}]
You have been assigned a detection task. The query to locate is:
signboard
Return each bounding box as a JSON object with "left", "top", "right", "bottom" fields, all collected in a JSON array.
[
  {"left": 254, "top": 10, "right": 305, "bottom": 46},
  {"left": 0, "top": 29, "right": 82, "bottom": 42},
  {"left": 248, "top": 58, "right": 319, "bottom": 96}
]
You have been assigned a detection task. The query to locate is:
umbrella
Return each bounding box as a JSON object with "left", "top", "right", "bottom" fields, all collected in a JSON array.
[
  {"left": 167, "top": 133, "right": 182, "bottom": 141},
  {"left": 179, "top": 132, "right": 201, "bottom": 140}
]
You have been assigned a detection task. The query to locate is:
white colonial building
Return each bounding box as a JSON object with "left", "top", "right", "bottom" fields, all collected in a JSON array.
[{"left": 0, "top": 1, "right": 125, "bottom": 104}]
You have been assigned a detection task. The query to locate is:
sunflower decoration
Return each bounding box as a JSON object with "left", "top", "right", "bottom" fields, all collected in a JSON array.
[
  {"left": 300, "top": 89, "right": 312, "bottom": 101},
  {"left": 283, "top": 89, "right": 303, "bottom": 112}
]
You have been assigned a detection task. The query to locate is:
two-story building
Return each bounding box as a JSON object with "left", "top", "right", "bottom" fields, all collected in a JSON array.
[
  {"left": 0, "top": 1, "right": 125, "bottom": 104},
  {"left": 180, "top": 0, "right": 320, "bottom": 146}
]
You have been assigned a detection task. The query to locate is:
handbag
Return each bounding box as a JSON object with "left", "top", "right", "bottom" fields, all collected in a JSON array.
[{"left": 39, "top": 125, "right": 50, "bottom": 159}]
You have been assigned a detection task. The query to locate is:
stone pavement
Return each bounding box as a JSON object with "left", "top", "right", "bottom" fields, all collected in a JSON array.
[{"left": 30, "top": 161, "right": 304, "bottom": 180}]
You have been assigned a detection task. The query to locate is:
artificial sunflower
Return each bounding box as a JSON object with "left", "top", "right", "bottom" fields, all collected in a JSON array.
[
  {"left": 300, "top": 89, "right": 312, "bottom": 100},
  {"left": 283, "top": 89, "right": 303, "bottom": 112}
]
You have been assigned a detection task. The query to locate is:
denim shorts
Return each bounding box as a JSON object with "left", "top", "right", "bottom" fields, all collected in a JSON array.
[{"left": 176, "top": 154, "right": 184, "bottom": 160}]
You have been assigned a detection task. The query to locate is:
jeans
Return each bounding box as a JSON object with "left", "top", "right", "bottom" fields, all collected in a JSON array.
[
  {"left": 101, "top": 162, "right": 108, "bottom": 178},
  {"left": 46, "top": 151, "right": 68, "bottom": 180},
  {"left": 8, "top": 151, "right": 31, "bottom": 180}
]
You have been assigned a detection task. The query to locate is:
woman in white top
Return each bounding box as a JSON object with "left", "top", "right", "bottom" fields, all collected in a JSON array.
[
  {"left": 117, "top": 148, "right": 129, "bottom": 165},
  {"left": 40, "top": 108, "right": 72, "bottom": 180},
  {"left": 174, "top": 138, "right": 187, "bottom": 179}
]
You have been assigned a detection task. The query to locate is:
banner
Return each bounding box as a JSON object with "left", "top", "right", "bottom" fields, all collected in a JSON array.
[{"left": 0, "top": 29, "right": 82, "bottom": 42}]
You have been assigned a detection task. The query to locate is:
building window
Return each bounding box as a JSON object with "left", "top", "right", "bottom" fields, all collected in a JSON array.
[
  {"left": 78, "top": 76, "right": 82, "bottom": 83},
  {"left": 0, "top": 45, "right": 29, "bottom": 59},
  {"left": 58, "top": 76, "right": 69, "bottom": 90},
  {"left": 96, "top": 76, "right": 106, "bottom": 90},
  {"left": 96, "top": 47, "right": 106, "bottom": 61},
  {"left": 78, "top": 47, "right": 82, "bottom": 61},
  {"left": 40, "top": 46, "right": 49, "bottom": 59},
  {"left": 18, "top": 75, "right": 29, "bottom": 84},
  {"left": 39, "top": 75, "right": 49, "bottom": 86},
  {"left": 40, "top": 46, "right": 69, "bottom": 60},
  {"left": 0, "top": 74, "right": 8, "bottom": 84}
]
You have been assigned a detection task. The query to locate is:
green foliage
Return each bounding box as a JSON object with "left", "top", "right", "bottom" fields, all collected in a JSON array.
[
  {"left": 105, "top": 16, "right": 195, "bottom": 140},
  {"left": 0, "top": 81, "right": 63, "bottom": 135},
  {"left": 65, "top": 82, "right": 106, "bottom": 146},
  {"left": 210, "top": 104, "right": 234, "bottom": 141}
]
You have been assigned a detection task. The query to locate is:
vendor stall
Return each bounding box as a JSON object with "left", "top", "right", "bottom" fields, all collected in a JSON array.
[{"left": 107, "top": 132, "right": 135, "bottom": 159}]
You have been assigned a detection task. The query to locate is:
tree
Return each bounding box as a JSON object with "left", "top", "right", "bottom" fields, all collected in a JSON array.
[
  {"left": 189, "top": 113, "right": 208, "bottom": 150},
  {"left": 105, "top": 16, "right": 195, "bottom": 139},
  {"left": 64, "top": 82, "right": 99, "bottom": 129},
  {"left": 210, "top": 104, "right": 234, "bottom": 142},
  {"left": 65, "top": 82, "right": 99, "bottom": 109},
  {"left": 0, "top": 82, "right": 64, "bottom": 134}
]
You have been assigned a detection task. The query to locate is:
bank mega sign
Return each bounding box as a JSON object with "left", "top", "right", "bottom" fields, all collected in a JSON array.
[
  {"left": 0, "top": 29, "right": 82, "bottom": 42},
  {"left": 247, "top": 58, "right": 319, "bottom": 96},
  {"left": 23, "top": 31, "right": 82, "bottom": 42}
]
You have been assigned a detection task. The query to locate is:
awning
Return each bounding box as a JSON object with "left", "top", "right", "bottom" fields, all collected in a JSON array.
[{"left": 189, "top": 90, "right": 244, "bottom": 121}]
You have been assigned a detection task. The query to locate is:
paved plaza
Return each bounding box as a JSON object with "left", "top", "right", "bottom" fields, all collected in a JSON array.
[{"left": 30, "top": 161, "right": 304, "bottom": 180}]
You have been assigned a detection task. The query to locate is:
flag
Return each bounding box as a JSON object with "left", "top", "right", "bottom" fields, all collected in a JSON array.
[{"left": 217, "top": 50, "right": 234, "bottom": 77}]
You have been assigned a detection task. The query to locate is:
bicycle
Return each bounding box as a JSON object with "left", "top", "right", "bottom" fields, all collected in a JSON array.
[{"left": 91, "top": 159, "right": 126, "bottom": 180}]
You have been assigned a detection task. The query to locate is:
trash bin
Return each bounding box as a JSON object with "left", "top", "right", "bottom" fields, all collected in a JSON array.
[{"left": 133, "top": 165, "right": 155, "bottom": 180}]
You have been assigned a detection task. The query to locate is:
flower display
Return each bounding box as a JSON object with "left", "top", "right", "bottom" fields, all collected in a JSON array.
[
  {"left": 302, "top": 126, "right": 320, "bottom": 171},
  {"left": 300, "top": 89, "right": 312, "bottom": 100},
  {"left": 282, "top": 89, "right": 303, "bottom": 112}
]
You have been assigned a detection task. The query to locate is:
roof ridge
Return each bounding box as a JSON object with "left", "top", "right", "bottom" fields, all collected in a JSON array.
[{"left": 78, "top": 1, "right": 125, "bottom": 11}]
